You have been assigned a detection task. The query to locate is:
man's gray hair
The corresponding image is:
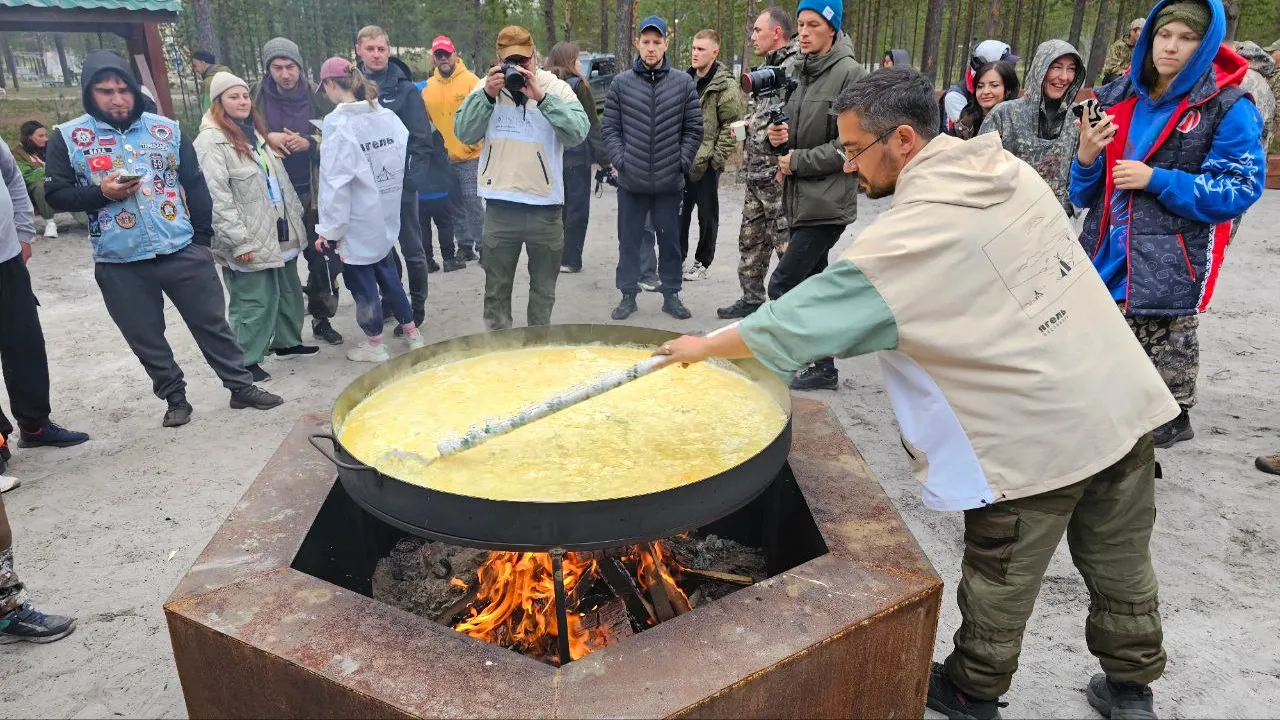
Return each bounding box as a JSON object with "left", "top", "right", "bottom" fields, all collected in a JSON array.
[
  {"left": 832, "top": 67, "right": 939, "bottom": 142},
  {"left": 764, "top": 7, "right": 795, "bottom": 37}
]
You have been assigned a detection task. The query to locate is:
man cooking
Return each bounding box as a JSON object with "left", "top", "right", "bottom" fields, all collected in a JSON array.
[{"left": 656, "top": 67, "right": 1177, "bottom": 720}]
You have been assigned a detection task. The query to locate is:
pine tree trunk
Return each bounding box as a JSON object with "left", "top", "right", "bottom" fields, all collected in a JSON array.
[
  {"left": 544, "top": 0, "right": 558, "bottom": 48},
  {"left": 868, "top": 0, "right": 883, "bottom": 68},
  {"left": 53, "top": 33, "right": 75, "bottom": 86},
  {"left": 193, "top": 0, "right": 217, "bottom": 56},
  {"left": 600, "top": 0, "right": 609, "bottom": 53},
  {"left": 961, "top": 0, "right": 976, "bottom": 71},
  {"left": 919, "top": 0, "right": 944, "bottom": 82},
  {"left": 1069, "top": 0, "right": 1088, "bottom": 49},
  {"left": 614, "top": 0, "right": 632, "bottom": 64},
  {"left": 941, "top": 0, "right": 961, "bottom": 88},
  {"left": 1084, "top": 0, "right": 1113, "bottom": 87},
  {"left": 474, "top": 0, "right": 486, "bottom": 69},
  {"left": 987, "top": 0, "right": 1001, "bottom": 39},
  {"left": 1, "top": 35, "right": 16, "bottom": 90}
]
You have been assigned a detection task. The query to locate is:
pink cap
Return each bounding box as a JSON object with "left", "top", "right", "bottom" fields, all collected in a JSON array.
[
  {"left": 431, "top": 36, "right": 456, "bottom": 54},
  {"left": 319, "top": 56, "right": 354, "bottom": 81}
]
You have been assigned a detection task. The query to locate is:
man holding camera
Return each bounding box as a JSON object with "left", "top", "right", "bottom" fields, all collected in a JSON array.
[
  {"left": 766, "top": 0, "right": 866, "bottom": 390},
  {"left": 355, "top": 25, "right": 435, "bottom": 329},
  {"left": 454, "top": 26, "right": 589, "bottom": 330},
  {"left": 603, "top": 15, "right": 703, "bottom": 321},
  {"left": 718, "top": 7, "right": 800, "bottom": 321}
]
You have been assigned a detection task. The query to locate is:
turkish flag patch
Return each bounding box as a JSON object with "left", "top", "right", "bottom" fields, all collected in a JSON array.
[{"left": 88, "top": 155, "right": 113, "bottom": 172}]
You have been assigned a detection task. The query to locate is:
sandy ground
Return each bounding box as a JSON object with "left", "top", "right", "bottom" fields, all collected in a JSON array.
[{"left": 3, "top": 182, "right": 1279, "bottom": 719}]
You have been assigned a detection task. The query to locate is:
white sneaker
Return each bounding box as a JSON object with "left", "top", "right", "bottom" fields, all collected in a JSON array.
[
  {"left": 406, "top": 333, "right": 426, "bottom": 351},
  {"left": 43, "top": 220, "right": 58, "bottom": 239},
  {"left": 683, "top": 263, "right": 709, "bottom": 281},
  {"left": 0, "top": 476, "right": 20, "bottom": 493},
  {"left": 347, "top": 342, "right": 391, "bottom": 363}
]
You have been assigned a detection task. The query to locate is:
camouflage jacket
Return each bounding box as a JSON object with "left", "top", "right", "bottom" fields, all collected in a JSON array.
[
  {"left": 1234, "top": 41, "right": 1278, "bottom": 151},
  {"left": 980, "top": 39, "right": 1086, "bottom": 211},
  {"left": 742, "top": 41, "right": 800, "bottom": 187},
  {"left": 1100, "top": 38, "right": 1134, "bottom": 84}
]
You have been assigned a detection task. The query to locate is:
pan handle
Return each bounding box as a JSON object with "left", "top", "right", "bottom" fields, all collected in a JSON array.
[{"left": 308, "top": 432, "right": 374, "bottom": 472}]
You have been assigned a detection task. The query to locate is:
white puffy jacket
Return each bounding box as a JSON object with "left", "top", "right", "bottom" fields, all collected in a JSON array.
[{"left": 315, "top": 100, "right": 409, "bottom": 266}]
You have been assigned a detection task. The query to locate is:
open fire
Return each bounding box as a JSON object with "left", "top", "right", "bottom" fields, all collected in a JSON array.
[{"left": 451, "top": 543, "right": 692, "bottom": 663}]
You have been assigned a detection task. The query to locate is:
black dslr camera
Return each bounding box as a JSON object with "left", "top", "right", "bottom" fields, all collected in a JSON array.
[
  {"left": 502, "top": 61, "right": 527, "bottom": 92},
  {"left": 741, "top": 66, "right": 797, "bottom": 155},
  {"left": 593, "top": 166, "right": 618, "bottom": 196}
]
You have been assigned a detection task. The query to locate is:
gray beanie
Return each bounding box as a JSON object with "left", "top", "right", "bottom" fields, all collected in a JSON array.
[{"left": 262, "top": 37, "right": 304, "bottom": 72}]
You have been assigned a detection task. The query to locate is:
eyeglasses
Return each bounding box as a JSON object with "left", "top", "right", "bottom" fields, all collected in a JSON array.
[
  {"left": 838, "top": 128, "right": 896, "bottom": 165},
  {"left": 434, "top": 51, "right": 453, "bottom": 59}
]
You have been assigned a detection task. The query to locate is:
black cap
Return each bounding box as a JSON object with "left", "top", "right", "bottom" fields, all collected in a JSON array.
[{"left": 193, "top": 50, "right": 216, "bottom": 64}]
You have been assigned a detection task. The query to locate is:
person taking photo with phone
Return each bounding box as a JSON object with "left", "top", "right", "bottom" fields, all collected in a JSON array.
[{"left": 1070, "top": 0, "right": 1265, "bottom": 449}]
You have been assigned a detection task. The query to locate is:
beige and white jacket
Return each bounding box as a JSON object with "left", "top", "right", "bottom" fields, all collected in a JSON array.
[
  {"left": 194, "top": 116, "right": 305, "bottom": 271},
  {"left": 738, "top": 133, "right": 1179, "bottom": 510}
]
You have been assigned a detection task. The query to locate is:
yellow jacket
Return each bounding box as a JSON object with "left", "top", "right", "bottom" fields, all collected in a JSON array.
[{"left": 423, "top": 60, "right": 483, "bottom": 162}]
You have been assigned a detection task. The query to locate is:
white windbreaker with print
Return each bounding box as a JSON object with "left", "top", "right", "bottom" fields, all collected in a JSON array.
[{"left": 315, "top": 100, "right": 409, "bottom": 266}]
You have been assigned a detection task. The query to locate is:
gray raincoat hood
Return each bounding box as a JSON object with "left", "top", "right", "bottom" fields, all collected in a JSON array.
[{"left": 1024, "top": 39, "right": 1087, "bottom": 140}]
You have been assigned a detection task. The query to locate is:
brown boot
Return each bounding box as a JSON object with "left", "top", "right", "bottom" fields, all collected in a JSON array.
[{"left": 1255, "top": 453, "right": 1280, "bottom": 475}]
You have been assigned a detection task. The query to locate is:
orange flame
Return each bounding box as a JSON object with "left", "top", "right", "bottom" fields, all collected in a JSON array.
[{"left": 453, "top": 551, "right": 612, "bottom": 662}]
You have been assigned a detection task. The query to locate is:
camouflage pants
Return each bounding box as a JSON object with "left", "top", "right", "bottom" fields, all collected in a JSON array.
[
  {"left": 0, "top": 495, "right": 25, "bottom": 616},
  {"left": 735, "top": 182, "right": 788, "bottom": 304},
  {"left": 1126, "top": 313, "right": 1200, "bottom": 408}
]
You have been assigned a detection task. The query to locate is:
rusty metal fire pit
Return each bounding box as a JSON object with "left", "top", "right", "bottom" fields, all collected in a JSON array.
[{"left": 165, "top": 399, "right": 943, "bottom": 718}]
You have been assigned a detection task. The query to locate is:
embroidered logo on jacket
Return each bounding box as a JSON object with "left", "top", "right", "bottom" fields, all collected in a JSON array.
[
  {"left": 149, "top": 124, "right": 174, "bottom": 141},
  {"left": 115, "top": 210, "right": 137, "bottom": 229},
  {"left": 1177, "top": 109, "right": 1202, "bottom": 134},
  {"left": 70, "top": 127, "right": 96, "bottom": 148}
]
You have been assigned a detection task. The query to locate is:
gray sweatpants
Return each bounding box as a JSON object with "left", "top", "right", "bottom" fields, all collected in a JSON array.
[{"left": 95, "top": 243, "right": 253, "bottom": 399}]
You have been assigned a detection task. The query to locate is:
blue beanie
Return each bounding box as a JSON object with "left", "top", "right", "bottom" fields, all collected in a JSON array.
[{"left": 797, "top": 0, "right": 842, "bottom": 31}]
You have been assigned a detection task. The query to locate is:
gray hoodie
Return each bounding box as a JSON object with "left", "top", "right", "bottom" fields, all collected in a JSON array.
[
  {"left": 0, "top": 144, "right": 35, "bottom": 264},
  {"left": 980, "top": 39, "right": 1086, "bottom": 211}
]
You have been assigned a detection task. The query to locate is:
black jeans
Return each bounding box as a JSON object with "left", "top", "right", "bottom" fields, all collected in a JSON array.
[
  {"left": 678, "top": 168, "right": 719, "bottom": 268},
  {"left": 561, "top": 164, "right": 592, "bottom": 270},
  {"left": 420, "top": 196, "right": 457, "bottom": 262},
  {"left": 617, "top": 189, "right": 682, "bottom": 294},
  {"left": 769, "top": 223, "right": 845, "bottom": 373},
  {"left": 297, "top": 188, "right": 341, "bottom": 324},
  {"left": 398, "top": 193, "right": 429, "bottom": 316},
  {"left": 95, "top": 243, "right": 254, "bottom": 398},
  {"left": 0, "top": 255, "right": 51, "bottom": 434}
]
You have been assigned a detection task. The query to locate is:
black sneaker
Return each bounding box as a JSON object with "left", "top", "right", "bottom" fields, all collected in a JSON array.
[
  {"left": 1086, "top": 674, "right": 1157, "bottom": 720},
  {"left": 1153, "top": 407, "right": 1193, "bottom": 448},
  {"left": 17, "top": 422, "right": 90, "bottom": 449},
  {"left": 230, "top": 386, "right": 284, "bottom": 411},
  {"left": 312, "top": 320, "right": 344, "bottom": 345},
  {"left": 163, "top": 392, "right": 193, "bottom": 428},
  {"left": 717, "top": 297, "right": 762, "bottom": 319},
  {"left": 611, "top": 293, "right": 638, "bottom": 321},
  {"left": 427, "top": 257, "right": 441, "bottom": 273},
  {"left": 791, "top": 363, "right": 839, "bottom": 391},
  {"left": 662, "top": 292, "right": 692, "bottom": 320},
  {"left": 247, "top": 363, "right": 271, "bottom": 383},
  {"left": 927, "top": 662, "right": 1007, "bottom": 720},
  {"left": 0, "top": 603, "right": 77, "bottom": 644},
  {"left": 458, "top": 247, "right": 479, "bottom": 262},
  {"left": 443, "top": 258, "right": 466, "bottom": 272},
  {"left": 272, "top": 345, "right": 320, "bottom": 359}
]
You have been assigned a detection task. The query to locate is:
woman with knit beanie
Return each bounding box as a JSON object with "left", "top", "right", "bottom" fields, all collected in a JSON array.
[
  {"left": 1070, "top": 0, "right": 1265, "bottom": 451},
  {"left": 194, "top": 71, "right": 317, "bottom": 384}
]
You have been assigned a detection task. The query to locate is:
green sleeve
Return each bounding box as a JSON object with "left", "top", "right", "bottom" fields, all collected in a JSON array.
[
  {"left": 454, "top": 89, "right": 496, "bottom": 146},
  {"left": 539, "top": 92, "right": 590, "bottom": 148},
  {"left": 738, "top": 258, "right": 899, "bottom": 378},
  {"left": 712, "top": 89, "right": 741, "bottom": 168},
  {"left": 17, "top": 157, "right": 44, "bottom": 186}
]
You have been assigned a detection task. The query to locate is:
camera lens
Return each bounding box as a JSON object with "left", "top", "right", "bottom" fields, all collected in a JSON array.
[
  {"left": 741, "top": 66, "right": 783, "bottom": 94},
  {"left": 503, "top": 62, "right": 526, "bottom": 92}
]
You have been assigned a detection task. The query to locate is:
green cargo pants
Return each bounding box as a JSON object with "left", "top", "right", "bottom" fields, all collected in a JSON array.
[
  {"left": 221, "top": 258, "right": 304, "bottom": 366},
  {"left": 943, "top": 434, "right": 1165, "bottom": 700},
  {"left": 480, "top": 200, "right": 564, "bottom": 331}
]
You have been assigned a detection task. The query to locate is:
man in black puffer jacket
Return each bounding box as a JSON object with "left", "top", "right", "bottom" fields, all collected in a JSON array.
[
  {"left": 356, "top": 25, "right": 435, "bottom": 329},
  {"left": 603, "top": 15, "right": 703, "bottom": 321}
]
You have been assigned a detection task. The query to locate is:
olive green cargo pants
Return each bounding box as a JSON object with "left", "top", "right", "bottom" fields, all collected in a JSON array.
[
  {"left": 943, "top": 434, "right": 1166, "bottom": 700},
  {"left": 480, "top": 200, "right": 564, "bottom": 331}
]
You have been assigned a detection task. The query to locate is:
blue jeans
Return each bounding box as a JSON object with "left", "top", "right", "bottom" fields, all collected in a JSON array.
[{"left": 344, "top": 252, "right": 413, "bottom": 337}]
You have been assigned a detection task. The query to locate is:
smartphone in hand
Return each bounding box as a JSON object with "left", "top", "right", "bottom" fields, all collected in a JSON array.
[{"left": 1071, "top": 98, "right": 1103, "bottom": 127}]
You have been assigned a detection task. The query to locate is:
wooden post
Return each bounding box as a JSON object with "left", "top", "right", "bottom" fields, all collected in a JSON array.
[{"left": 125, "top": 23, "right": 174, "bottom": 117}]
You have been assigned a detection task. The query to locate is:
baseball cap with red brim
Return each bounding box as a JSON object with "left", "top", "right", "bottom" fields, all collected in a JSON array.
[{"left": 431, "top": 36, "right": 456, "bottom": 55}]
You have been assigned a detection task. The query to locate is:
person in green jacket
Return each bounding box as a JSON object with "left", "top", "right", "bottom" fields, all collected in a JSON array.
[
  {"left": 679, "top": 30, "right": 741, "bottom": 282},
  {"left": 11, "top": 121, "right": 57, "bottom": 238},
  {"left": 765, "top": 0, "right": 867, "bottom": 391},
  {"left": 193, "top": 50, "right": 232, "bottom": 112}
]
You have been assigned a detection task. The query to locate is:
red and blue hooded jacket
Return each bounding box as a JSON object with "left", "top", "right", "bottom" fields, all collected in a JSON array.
[{"left": 1070, "top": 0, "right": 1266, "bottom": 317}]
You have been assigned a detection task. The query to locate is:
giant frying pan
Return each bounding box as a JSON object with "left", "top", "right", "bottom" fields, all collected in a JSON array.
[{"left": 310, "top": 324, "right": 793, "bottom": 551}]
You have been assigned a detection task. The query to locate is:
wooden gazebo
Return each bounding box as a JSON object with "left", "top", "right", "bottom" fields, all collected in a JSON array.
[{"left": 0, "top": 0, "right": 179, "bottom": 115}]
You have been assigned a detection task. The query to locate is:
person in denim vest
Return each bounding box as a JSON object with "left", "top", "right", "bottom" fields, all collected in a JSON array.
[
  {"left": 43, "top": 50, "right": 282, "bottom": 428},
  {"left": 1070, "top": 0, "right": 1265, "bottom": 448}
]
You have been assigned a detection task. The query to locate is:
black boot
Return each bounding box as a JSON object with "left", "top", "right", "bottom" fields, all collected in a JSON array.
[
  {"left": 717, "top": 297, "right": 762, "bottom": 319},
  {"left": 661, "top": 292, "right": 692, "bottom": 320},
  {"left": 312, "top": 319, "right": 344, "bottom": 345},
  {"left": 790, "top": 360, "right": 838, "bottom": 391},
  {"left": 426, "top": 257, "right": 441, "bottom": 273},
  {"left": 163, "top": 392, "right": 193, "bottom": 428},
  {"left": 1153, "top": 407, "right": 1193, "bottom": 448},
  {"left": 1086, "top": 674, "right": 1156, "bottom": 720},
  {"left": 611, "top": 293, "right": 638, "bottom": 321},
  {"left": 442, "top": 258, "right": 466, "bottom": 272},
  {"left": 926, "top": 662, "right": 1007, "bottom": 720}
]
